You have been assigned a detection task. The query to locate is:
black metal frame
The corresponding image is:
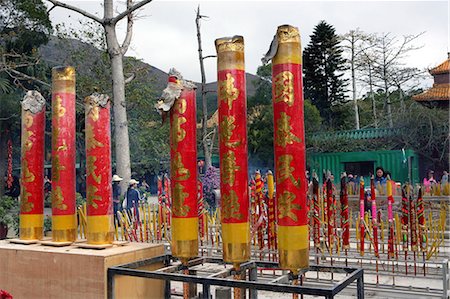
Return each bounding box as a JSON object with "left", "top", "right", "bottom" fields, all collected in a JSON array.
[{"left": 107, "top": 255, "right": 364, "bottom": 299}]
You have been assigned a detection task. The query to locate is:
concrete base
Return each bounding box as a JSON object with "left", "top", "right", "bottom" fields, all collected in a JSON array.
[{"left": 0, "top": 240, "right": 165, "bottom": 299}]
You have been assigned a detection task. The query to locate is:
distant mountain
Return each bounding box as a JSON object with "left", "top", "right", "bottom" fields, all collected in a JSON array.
[{"left": 39, "top": 36, "right": 260, "bottom": 100}]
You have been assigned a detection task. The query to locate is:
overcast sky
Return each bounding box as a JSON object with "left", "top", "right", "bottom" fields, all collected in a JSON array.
[{"left": 48, "top": 0, "right": 449, "bottom": 88}]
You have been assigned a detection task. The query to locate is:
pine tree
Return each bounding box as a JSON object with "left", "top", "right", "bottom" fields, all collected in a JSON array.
[{"left": 303, "top": 21, "right": 348, "bottom": 127}]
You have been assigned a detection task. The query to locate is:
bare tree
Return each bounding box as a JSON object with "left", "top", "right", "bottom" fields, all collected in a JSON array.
[
  {"left": 195, "top": 6, "right": 216, "bottom": 169},
  {"left": 46, "top": 0, "right": 153, "bottom": 192},
  {"left": 340, "top": 29, "right": 374, "bottom": 130},
  {"left": 366, "top": 54, "right": 378, "bottom": 128},
  {"left": 368, "top": 32, "right": 423, "bottom": 128}
]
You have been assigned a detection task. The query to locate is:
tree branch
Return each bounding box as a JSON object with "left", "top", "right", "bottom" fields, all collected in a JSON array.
[
  {"left": 46, "top": 0, "right": 103, "bottom": 24},
  {"left": 111, "top": 0, "right": 153, "bottom": 24},
  {"left": 120, "top": 0, "right": 134, "bottom": 54},
  {"left": 5, "top": 69, "right": 51, "bottom": 88},
  {"left": 47, "top": 5, "right": 56, "bottom": 13},
  {"left": 124, "top": 73, "right": 136, "bottom": 84}
]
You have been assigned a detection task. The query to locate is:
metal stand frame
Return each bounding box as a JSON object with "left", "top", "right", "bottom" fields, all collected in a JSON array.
[{"left": 107, "top": 255, "right": 364, "bottom": 299}]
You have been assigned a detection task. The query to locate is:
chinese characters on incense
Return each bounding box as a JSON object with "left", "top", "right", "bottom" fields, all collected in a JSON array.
[
  {"left": 170, "top": 78, "right": 198, "bottom": 261},
  {"left": 51, "top": 66, "right": 77, "bottom": 242},
  {"left": 270, "top": 25, "right": 309, "bottom": 272},
  {"left": 85, "top": 94, "right": 114, "bottom": 244},
  {"left": 216, "top": 36, "right": 250, "bottom": 265},
  {"left": 20, "top": 91, "right": 46, "bottom": 240}
]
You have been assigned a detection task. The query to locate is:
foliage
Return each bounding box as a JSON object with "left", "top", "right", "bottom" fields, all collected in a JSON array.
[
  {"left": 55, "top": 21, "right": 168, "bottom": 177},
  {"left": 126, "top": 73, "right": 169, "bottom": 175},
  {"left": 247, "top": 63, "right": 323, "bottom": 169},
  {"left": 0, "top": 0, "right": 52, "bottom": 197},
  {"left": 307, "top": 92, "right": 449, "bottom": 173},
  {"left": 0, "top": 196, "right": 19, "bottom": 235},
  {"left": 303, "top": 20, "right": 348, "bottom": 126},
  {"left": 202, "top": 166, "right": 220, "bottom": 209},
  {"left": 248, "top": 104, "right": 274, "bottom": 168},
  {"left": 44, "top": 216, "right": 52, "bottom": 232},
  {"left": 391, "top": 99, "right": 449, "bottom": 171},
  {"left": 76, "top": 192, "right": 86, "bottom": 208}
]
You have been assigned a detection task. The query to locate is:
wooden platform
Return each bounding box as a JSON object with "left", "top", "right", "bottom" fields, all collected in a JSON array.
[{"left": 0, "top": 240, "right": 165, "bottom": 299}]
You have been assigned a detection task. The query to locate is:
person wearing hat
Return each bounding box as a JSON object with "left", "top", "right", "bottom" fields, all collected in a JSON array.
[
  {"left": 112, "top": 174, "right": 123, "bottom": 225},
  {"left": 125, "top": 179, "right": 141, "bottom": 218}
]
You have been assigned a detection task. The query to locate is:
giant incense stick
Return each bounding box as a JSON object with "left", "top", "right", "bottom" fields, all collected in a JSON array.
[
  {"left": 20, "top": 91, "right": 46, "bottom": 240},
  {"left": 85, "top": 93, "right": 114, "bottom": 244},
  {"left": 51, "top": 66, "right": 76, "bottom": 242}
]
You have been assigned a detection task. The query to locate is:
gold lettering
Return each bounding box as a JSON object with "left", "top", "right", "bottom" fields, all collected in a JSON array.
[
  {"left": 222, "top": 190, "right": 242, "bottom": 220},
  {"left": 24, "top": 112, "right": 33, "bottom": 128},
  {"left": 55, "top": 95, "right": 66, "bottom": 118},
  {"left": 276, "top": 154, "right": 300, "bottom": 187},
  {"left": 219, "top": 73, "right": 239, "bottom": 110},
  {"left": 20, "top": 186, "right": 33, "bottom": 213},
  {"left": 170, "top": 114, "right": 187, "bottom": 149},
  {"left": 221, "top": 151, "right": 240, "bottom": 186},
  {"left": 22, "top": 131, "right": 33, "bottom": 153},
  {"left": 86, "top": 124, "right": 104, "bottom": 150},
  {"left": 275, "top": 112, "right": 301, "bottom": 147},
  {"left": 171, "top": 152, "right": 190, "bottom": 181},
  {"left": 87, "top": 185, "right": 101, "bottom": 209},
  {"left": 57, "top": 140, "right": 68, "bottom": 152},
  {"left": 277, "top": 191, "right": 301, "bottom": 222},
  {"left": 220, "top": 116, "right": 241, "bottom": 148},
  {"left": 274, "top": 71, "right": 295, "bottom": 106},
  {"left": 172, "top": 183, "right": 190, "bottom": 217},
  {"left": 22, "top": 160, "right": 35, "bottom": 183},
  {"left": 52, "top": 155, "right": 66, "bottom": 182},
  {"left": 52, "top": 186, "right": 68, "bottom": 211},
  {"left": 87, "top": 156, "right": 102, "bottom": 184},
  {"left": 174, "top": 98, "right": 187, "bottom": 114},
  {"left": 88, "top": 106, "right": 100, "bottom": 122}
]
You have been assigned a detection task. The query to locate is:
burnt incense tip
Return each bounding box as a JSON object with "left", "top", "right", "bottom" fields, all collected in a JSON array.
[
  {"left": 85, "top": 93, "right": 110, "bottom": 108},
  {"left": 22, "top": 90, "right": 46, "bottom": 113}
]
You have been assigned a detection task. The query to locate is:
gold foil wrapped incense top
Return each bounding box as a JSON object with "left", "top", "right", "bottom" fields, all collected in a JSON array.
[
  {"left": 52, "top": 66, "right": 75, "bottom": 81},
  {"left": 216, "top": 36, "right": 245, "bottom": 71},
  {"left": 215, "top": 36, "right": 244, "bottom": 53},
  {"left": 276, "top": 25, "right": 300, "bottom": 43},
  {"left": 52, "top": 66, "right": 75, "bottom": 93}
]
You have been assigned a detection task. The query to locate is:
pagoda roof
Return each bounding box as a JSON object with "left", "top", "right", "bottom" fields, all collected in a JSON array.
[
  {"left": 412, "top": 83, "right": 450, "bottom": 104},
  {"left": 429, "top": 55, "right": 450, "bottom": 75}
]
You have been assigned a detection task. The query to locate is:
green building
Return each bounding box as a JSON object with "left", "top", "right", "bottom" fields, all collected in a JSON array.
[{"left": 307, "top": 127, "right": 420, "bottom": 185}]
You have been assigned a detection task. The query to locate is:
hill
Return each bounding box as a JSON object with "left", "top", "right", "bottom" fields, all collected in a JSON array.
[{"left": 39, "top": 36, "right": 260, "bottom": 109}]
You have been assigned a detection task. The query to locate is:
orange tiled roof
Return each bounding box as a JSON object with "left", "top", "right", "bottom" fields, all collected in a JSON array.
[
  {"left": 430, "top": 57, "right": 450, "bottom": 75},
  {"left": 413, "top": 83, "right": 450, "bottom": 102}
]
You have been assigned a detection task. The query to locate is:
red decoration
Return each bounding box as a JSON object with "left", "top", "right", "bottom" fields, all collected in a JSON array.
[{"left": 6, "top": 139, "right": 12, "bottom": 189}]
